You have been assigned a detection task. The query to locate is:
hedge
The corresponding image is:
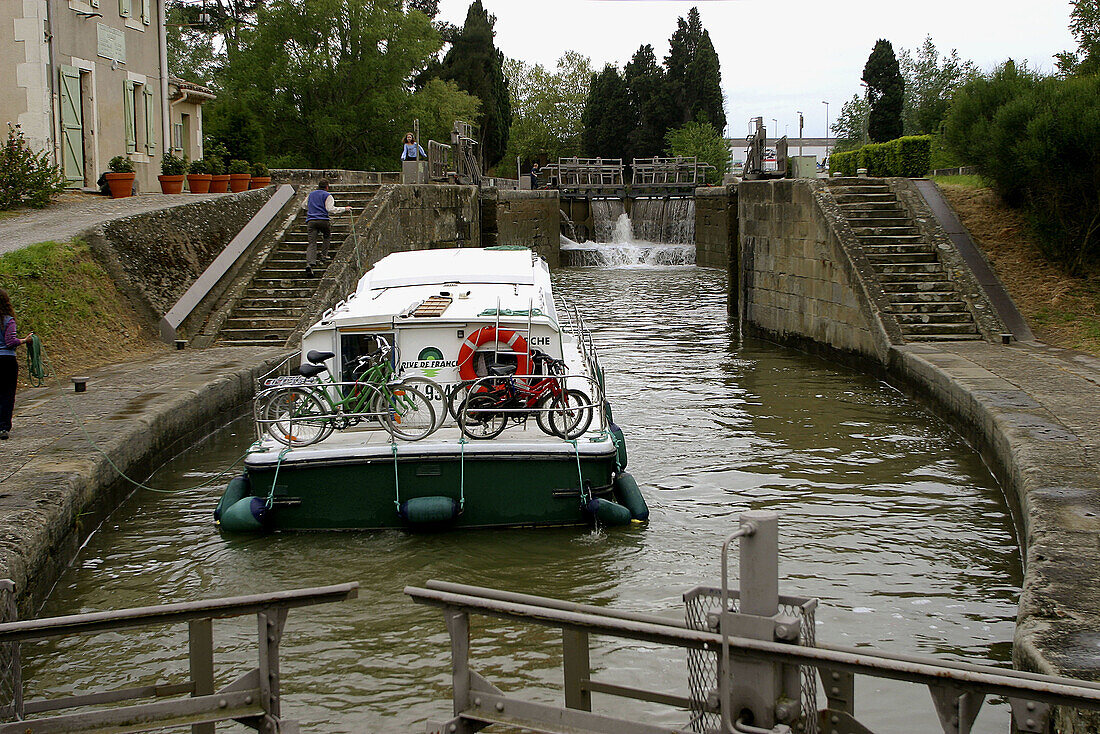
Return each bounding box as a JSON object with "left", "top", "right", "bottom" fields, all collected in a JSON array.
[{"left": 828, "top": 135, "right": 932, "bottom": 177}]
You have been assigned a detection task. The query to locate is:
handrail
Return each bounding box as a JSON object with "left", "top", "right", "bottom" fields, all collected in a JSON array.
[
  {"left": 159, "top": 184, "right": 295, "bottom": 344},
  {"left": 460, "top": 373, "right": 606, "bottom": 435},
  {"left": 407, "top": 584, "right": 1100, "bottom": 711},
  {"left": 0, "top": 583, "right": 358, "bottom": 643}
]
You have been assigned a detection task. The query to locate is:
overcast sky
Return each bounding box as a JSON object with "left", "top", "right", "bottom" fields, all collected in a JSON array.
[{"left": 436, "top": 0, "right": 1077, "bottom": 142}]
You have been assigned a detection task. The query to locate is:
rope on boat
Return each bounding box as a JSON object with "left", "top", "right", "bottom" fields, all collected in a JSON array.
[
  {"left": 25, "top": 334, "right": 46, "bottom": 387},
  {"left": 569, "top": 438, "right": 586, "bottom": 507},
  {"left": 30, "top": 339, "right": 263, "bottom": 494},
  {"left": 391, "top": 438, "right": 401, "bottom": 511},
  {"left": 265, "top": 447, "right": 292, "bottom": 509},
  {"left": 458, "top": 437, "right": 467, "bottom": 512}
]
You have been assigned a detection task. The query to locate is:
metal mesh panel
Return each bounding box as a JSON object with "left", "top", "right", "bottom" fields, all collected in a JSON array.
[
  {"left": 684, "top": 587, "right": 818, "bottom": 734},
  {"left": 0, "top": 582, "right": 21, "bottom": 722}
]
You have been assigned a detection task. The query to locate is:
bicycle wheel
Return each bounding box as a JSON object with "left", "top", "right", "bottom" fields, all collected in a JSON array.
[
  {"left": 534, "top": 394, "right": 557, "bottom": 436},
  {"left": 262, "top": 387, "right": 332, "bottom": 447},
  {"left": 398, "top": 376, "right": 447, "bottom": 432},
  {"left": 548, "top": 389, "right": 594, "bottom": 440},
  {"left": 457, "top": 394, "right": 507, "bottom": 440},
  {"left": 377, "top": 384, "right": 437, "bottom": 441}
]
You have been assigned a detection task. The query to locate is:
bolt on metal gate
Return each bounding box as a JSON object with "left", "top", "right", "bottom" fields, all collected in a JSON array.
[
  {"left": 407, "top": 511, "right": 1100, "bottom": 734},
  {"left": 0, "top": 582, "right": 357, "bottom": 733}
]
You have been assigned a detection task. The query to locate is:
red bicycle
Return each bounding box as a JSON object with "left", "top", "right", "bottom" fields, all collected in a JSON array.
[{"left": 456, "top": 351, "right": 593, "bottom": 440}]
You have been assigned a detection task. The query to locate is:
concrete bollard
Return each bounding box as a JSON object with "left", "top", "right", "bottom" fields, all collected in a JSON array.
[
  {"left": 1001, "top": 333, "right": 1013, "bottom": 345},
  {"left": 72, "top": 377, "right": 89, "bottom": 393},
  {"left": 175, "top": 340, "right": 187, "bottom": 350},
  {"left": 857, "top": 168, "right": 868, "bottom": 178}
]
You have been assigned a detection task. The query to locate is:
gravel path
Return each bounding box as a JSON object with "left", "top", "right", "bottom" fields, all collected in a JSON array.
[{"left": 0, "top": 191, "right": 227, "bottom": 255}]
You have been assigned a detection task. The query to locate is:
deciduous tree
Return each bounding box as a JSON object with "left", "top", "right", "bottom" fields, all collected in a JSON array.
[
  {"left": 664, "top": 120, "right": 729, "bottom": 184},
  {"left": 503, "top": 52, "right": 591, "bottom": 170},
  {"left": 1057, "top": 0, "right": 1100, "bottom": 75},
  {"left": 897, "top": 36, "right": 977, "bottom": 135},
  {"left": 863, "top": 39, "right": 904, "bottom": 143}
]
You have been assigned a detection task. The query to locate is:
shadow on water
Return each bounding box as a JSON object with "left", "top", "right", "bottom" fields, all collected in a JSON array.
[{"left": 27, "top": 266, "right": 1021, "bottom": 732}]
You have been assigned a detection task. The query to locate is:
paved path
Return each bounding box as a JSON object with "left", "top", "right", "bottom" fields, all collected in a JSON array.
[{"left": 0, "top": 191, "right": 228, "bottom": 255}]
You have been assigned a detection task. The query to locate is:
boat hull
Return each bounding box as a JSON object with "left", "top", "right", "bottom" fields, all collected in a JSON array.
[{"left": 239, "top": 449, "right": 618, "bottom": 530}]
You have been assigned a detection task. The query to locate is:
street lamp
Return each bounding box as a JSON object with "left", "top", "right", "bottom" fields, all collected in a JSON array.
[
  {"left": 796, "top": 111, "right": 804, "bottom": 157},
  {"left": 822, "top": 101, "right": 830, "bottom": 162}
]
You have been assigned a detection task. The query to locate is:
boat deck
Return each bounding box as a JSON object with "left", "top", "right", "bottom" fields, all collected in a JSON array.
[{"left": 246, "top": 423, "right": 616, "bottom": 467}]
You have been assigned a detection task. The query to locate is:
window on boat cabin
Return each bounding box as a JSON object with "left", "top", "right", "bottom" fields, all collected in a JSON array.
[
  {"left": 340, "top": 332, "right": 395, "bottom": 383},
  {"left": 470, "top": 347, "right": 520, "bottom": 378}
]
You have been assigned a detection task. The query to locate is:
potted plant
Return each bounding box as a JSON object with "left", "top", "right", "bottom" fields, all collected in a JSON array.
[
  {"left": 228, "top": 159, "right": 252, "bottom": 192},
  {"left": 249, "top": 162, "right": 271, "bottom": 189},
  {"left": 186, "top": 158, "right": 212, "bottom": 193},
  {"left": 105, "top": 155, "right": 136, "bottom": 198},
  {"left": 158, "top": 152, "right": 187, "bottom": 194},
  {"left": 208, "top": 156, "right": 230, "bottom": 193}
]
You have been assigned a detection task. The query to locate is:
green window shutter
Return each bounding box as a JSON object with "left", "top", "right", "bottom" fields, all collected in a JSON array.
[
  {"left": 144, "top": 87, "right": 156, "bottom": 154},
  {"left": 119, "top": 0, "right": 130, "bottom": 17},
  {"left": 124, "top": 80, "right": 136, "bottom": 153},
  {"left": 141, "top": 0, "right": 150, "bottom": 24},
  {"left": 59, "top": 66, "right": 84, "bottom": 184}
]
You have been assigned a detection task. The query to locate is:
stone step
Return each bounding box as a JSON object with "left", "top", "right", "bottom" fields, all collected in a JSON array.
[
  {"left": 219, "top": 327, "right": 296, "bottom": 342},
  {"left": 827, "top": 176, "right": 888, "bottom": 185},
  {"left": 843, "top": 212, "right": 909, "bottom": 224},
  {"left": 861, "top": 243, "right": 936, "bottom": 256},
  {"left": 218, "top": 338, "right": 290, "bottom": 347},
  {"left": 231, "top": 307, "right": 308, "bottom": 319},
  {"left": 255, "top": 268, "right": 326, "bottom": 279},
  {"left": 252, "top": 277, "right": 323, "bottom": 289},
  {"left": 888, "top": 300, "right": 970, "bottom": 314},
  {"left": 838, "top": 201, "right": 906, "bottom": 212},
  {"left": 222, "top": 316, "right": 302, "bottom": 330},
  {"left": 873, "top": 262, "right": 945, "bottom": 275},
  {"left": 850, "top": 225, "right": 920, "bottom": 237},
  {"left": 887, "top": 291, "right": 965, "bottom": 304},
  {"left": 857, "top": 235, "right": 925, "bottom": 246},
  {"left": 829, "top": 185, "right": 892, "bottom": 195},
  {"left": 834, "top": 192, "right": 898, "bottom": 204},
  {"left": 880, "top": 279, "right": 955, "bottom": 292},
  {"left": 238, "top": 296, "right": 314, "bottom": 309},
  {"left": 865, "top": 251, "right": 939, "bottom": 264},
  {"left": 903, "top": 333, "right": 984, "bottom": 342},
  {"left": 241, "top": 285, "right": 317, "bottom": 298},
  {"left": 895, "top": 311, "right": 974, "bottom": 325},
  {"left": 900, "top": 322, "right": 979, "bottom": 336}
]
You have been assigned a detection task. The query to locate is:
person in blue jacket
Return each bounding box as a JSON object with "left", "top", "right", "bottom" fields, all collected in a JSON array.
[
  {"left": 302, "top": 180, "right": 349, "bottom": 277},
  {"left": 401, "top": 132, "right": 427, "bottom": 161}
]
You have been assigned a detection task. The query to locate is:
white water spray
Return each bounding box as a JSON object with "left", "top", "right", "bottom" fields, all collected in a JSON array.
[{"left": 561, "top": 200, "right": 695, "bottom": 267}]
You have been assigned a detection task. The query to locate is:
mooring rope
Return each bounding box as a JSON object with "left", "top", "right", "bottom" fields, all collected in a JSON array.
[
  {"left": 25, "top": 334, "right": 46, "bottom": 387},
  {"left": 391, "top": 439, "right": 401, "bottom": 511},
  {"left": 265, "top": 447, "right": 292, "bottom": 509}
]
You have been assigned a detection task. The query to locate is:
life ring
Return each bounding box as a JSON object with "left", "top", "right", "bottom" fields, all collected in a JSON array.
[{"left": 457, "top": 327, "right": 530, "bottom": 381}]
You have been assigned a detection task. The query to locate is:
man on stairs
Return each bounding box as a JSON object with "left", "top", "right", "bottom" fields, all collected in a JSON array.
[{"left": 303, "top": 180, "right": 350, "bottom": 277}]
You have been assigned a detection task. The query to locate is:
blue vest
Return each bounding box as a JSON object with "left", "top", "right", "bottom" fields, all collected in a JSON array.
[
  {"left": 306, "top": 189, "right": 331, "bottom": 221},
  {"left": 0, "top": 316, "right": 14, "bottom": 358}
]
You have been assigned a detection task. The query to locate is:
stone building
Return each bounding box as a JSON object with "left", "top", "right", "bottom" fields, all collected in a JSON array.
[{"left": 2, "top": 0, "right": 212, "bottom": 192}]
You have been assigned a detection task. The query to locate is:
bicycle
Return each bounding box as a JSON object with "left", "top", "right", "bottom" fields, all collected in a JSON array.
[
  {"left": 260, "top": 341, "right": 437, "bottom": 446},
  {"left": 455, "top": 350, "right": 594, "bottom": 441}
]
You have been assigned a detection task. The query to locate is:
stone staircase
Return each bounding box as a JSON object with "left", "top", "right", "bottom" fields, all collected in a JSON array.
[
  {"left": 827, "top": 178, "right": 981, "bottom": 342},
  {"left": 216, "top": 183, "right": 380, "bottom": 346}
]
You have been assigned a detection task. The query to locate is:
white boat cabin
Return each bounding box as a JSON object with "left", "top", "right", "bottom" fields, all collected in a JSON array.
[{"left": 300, "top": 248, "right": 572, "bottom": 388}]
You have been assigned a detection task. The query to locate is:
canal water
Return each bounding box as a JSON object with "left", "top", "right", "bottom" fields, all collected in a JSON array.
[{"left": 27, "top": 265, "right": 1021, "bottom": 732}]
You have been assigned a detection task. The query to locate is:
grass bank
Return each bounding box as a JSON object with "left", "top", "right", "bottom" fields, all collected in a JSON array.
[
  {"left": 938, "top": 183, "right": 1100, "bottom": 357},
  {"left": 0, "top": 239, "right": 165, "bottom": 387}
]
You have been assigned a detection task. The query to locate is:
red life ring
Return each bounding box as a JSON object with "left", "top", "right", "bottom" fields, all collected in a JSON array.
[{"left": 457, "top": 327, "right": 530, "bottom": 381}]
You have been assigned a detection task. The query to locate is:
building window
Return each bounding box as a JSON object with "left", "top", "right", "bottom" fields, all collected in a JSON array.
[
  {"left": 172, "top": 122, "right": 183, "bottom": 152},
  {"left": 124, "top": 80, "right": 156, "bottom": 155},
  {"left": 119, "top": 0, "right": 130, "bottom": 18}
]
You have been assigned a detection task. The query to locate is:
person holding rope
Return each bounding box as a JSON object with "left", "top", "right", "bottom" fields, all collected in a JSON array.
[
  {"left": 302, "top": 179, "right": 350, "bottom": 277},
  {"left": 0, "top": 288, "right": 33, "bottom": 440}
]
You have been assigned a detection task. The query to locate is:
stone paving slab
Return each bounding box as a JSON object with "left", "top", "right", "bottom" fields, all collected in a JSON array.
[
  {"left": 0, "top": 191, "right": 229, "bottom": 254},
  {"left": 892, "top": 339, "right": 1100, "bottom": 730},
  {"left": 0, "top": 346, "right": 288, "bottom": 613}
]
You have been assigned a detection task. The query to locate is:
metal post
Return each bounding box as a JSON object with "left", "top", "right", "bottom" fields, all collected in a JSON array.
[
  {"left": 445, "top": 609, "right": 471, "bottom": 717},
  {"left": 257, "top": 607, "right": 287, "bottom": 733},
  {"left": 740, "top": 511, "right": 778, "bottom": 617},
  {"left": 562, "top": 629, "right": 591, "bottom": 711},
  {"left": 188, "top": 619, "right": 215, "bottom": 734}
]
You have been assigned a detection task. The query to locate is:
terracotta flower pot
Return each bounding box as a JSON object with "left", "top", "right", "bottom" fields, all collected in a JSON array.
[
  {"left": 186, "top": 174, "right": 212, "bottom": 194},
  {"left": 229, "top": 173, "right": 252, "bottom": 192},
  {"left": 249, "top": 176, "right": 272, "bottom": 189},
  {"left": 209, "top": 174, "right": 231, "bottom": 193},
  {"left": 105, "top": 172, "right": 136, "bottom": 199},
  {"left": 158, "top": 174, "right": 185, "bottom": 194}
]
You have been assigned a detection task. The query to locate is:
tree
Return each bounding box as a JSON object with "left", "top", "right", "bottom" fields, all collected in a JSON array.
[
  {"left": 831, "top": 94, "right": 870, "bottom": 152},
  {"left": 218, "top": 0, "right": 445, "bottom": 170},
  {"left": 863, "top": 39, "right": 905, "bottom": 143},
  {"left": 664, "top": 120, "right": 729, "bottom": 185},
  {"left": 582, "top": 65, "right": 633, "bottom": 160},
  {"left": 665, "top": 8, "right": 726, "bottom": 131},
  {"left": 166, "top": 0, "right": 220, "bottom": 86},
  {"left": 897, "top": 36, "right": 978, "bottom": 135},
  {"left": 405, "top": 79, "right": 481, "bottom": 150},
  {"left": 440, "top": 0, "right": 512, "bottom": 169},
  {"left": 503, "top": 52, "right": 591, "bottom": 171},
  {"left": 203, "top": 97, "right": 265, "bottom": 162},
  {"left": 624, "top": 44, "right": 677, "bottom": 160},
  {"left": 1057, "top": 0, "right": 1100, "bottom": 75}
]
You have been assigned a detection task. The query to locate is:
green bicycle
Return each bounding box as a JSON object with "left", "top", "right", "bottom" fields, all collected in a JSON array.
[{"left": 259, "top": 342, "right": 437, "bottom": 446}]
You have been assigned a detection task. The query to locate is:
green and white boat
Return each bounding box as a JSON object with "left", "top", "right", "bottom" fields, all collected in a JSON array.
[{"left": 215, "top": 247, "right": 646, "bottom": 531}]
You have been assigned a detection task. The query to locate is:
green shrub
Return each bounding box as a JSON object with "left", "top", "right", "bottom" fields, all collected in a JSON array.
[
  {"left": 250, "top": 162, "right": 269, "bottom": 177},
  {"left": 228, "top": 159, "right": 250, "bottom": 175},
  {"left": 187, "top": 158, "right": 208, "bottom": 175},
  {"left": 108, "top": 155, "right": 135, "bottom": 173},
  {"left": 265, "top": 152, "right": 310, "bottom": 169},
  {"left": 160, "top": 151, "right": 187, "bottom": 175},
  {"left": 0, "top": 124, "right": 65, "bottom": 209},
  {"left": 827, "top": 135, "right": 932, "bottom": 177},
  {"left": 207, "top": 155, "right": 225, "bottom": 175}
]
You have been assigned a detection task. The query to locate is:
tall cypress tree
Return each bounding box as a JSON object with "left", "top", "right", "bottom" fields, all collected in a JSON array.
[
  {"left": 581, "top": 65, "right": 633, "bottom": 161},
  {"left": 863, "top": 39, "right": 905, "bottom": 142},
  {"left": 624, "top": 44, "right": 677, "bottom": 159},
  {"left": 665, "top": 8, "right": 726, "bottom": 130},
  {"left": 441, "top": 0, "right": 511, "bottom": 168}
]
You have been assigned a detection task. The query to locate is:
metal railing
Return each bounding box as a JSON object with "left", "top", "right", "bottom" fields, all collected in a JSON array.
[
  {"left": 0, "top": 583, "right": 358, "bottom": 733},
  {"left": 557, "top": 157, "right": 626, "bottom": 193},
  {"left": 632, "top": 156, "right": 715, "bottom": 189},
  {"left": 408, "top": 512, "right": 1100, "bottom": 734},
  {"left": 428, "top": 140, "right": 452, "bottom": 181},
  {"left": 457, "top": 373, "right": 606, "bottom": 436}
]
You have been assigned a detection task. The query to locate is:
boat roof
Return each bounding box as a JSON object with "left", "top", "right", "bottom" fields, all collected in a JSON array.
[{"left": 309, "top": 248, "right": 557, "bottom": 331}]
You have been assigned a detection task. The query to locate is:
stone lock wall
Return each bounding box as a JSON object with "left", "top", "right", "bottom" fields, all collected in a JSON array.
[
  {"left": 738, "top": 179, "right": 894, "bottom": 365},
  {"left": 694, "top": 185, "right": 737, "bottom": 270},
  {"left": 85, "top": 188, "right": 275, "bottom": 327},
  {"left": 491, "top": 189, "right": 561, "bottom": 268}
]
